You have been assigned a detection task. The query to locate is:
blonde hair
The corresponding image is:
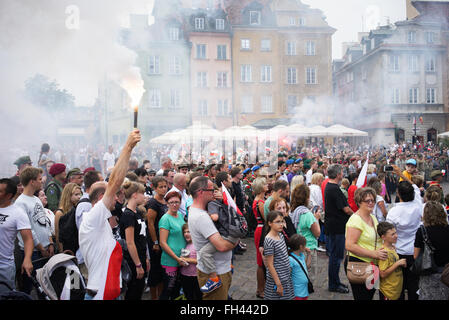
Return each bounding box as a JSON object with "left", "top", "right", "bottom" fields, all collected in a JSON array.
[
  {"left": 58, "top": 183, "right": 82, "bottom": 214},
  {"left": 290, "top": 175, "right": 304, "bottom": 194},
  {"left": 252, "top": 177, "right": 267, "bottom": 195},
  {"left": 122, "top": 180, "right": 145, "bottom": 199},
  {"left": 367, "top": 164, "right": 376, "bottom": 174},
  {"left": 311, "top": 172, "right": 324, "bottom": 186}
]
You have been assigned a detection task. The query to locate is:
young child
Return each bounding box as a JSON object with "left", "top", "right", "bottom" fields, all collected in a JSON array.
[
  {"left": 198, "top": 196, "right": 240, "bottom": 293},
  {"left": 180, "top": 224, "right": 202, "bottom": 300},
  {"left": 288, "top": 234, "right": 312, "bottom": 300},
  {"left": 263, "top": 211, "right": 294, "bottom": 300},
  {"left": 340, "top": 178, "right": 349, "bottom": 200},
  {"left": 377, "top": 222, "right": 407, "bottom": 300}
]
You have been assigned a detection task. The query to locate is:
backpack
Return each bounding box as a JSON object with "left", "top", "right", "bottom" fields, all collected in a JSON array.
[
  {"left": 208, "top": 200, "right": 248, "bottom": 239},
  {"left": 58, "top": 198, "right": 90, "bottom": 254}
]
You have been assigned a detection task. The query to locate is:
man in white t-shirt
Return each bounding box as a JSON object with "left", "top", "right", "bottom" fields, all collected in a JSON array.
[
  {"left": 103, "top": 145, "right": 116, "bottom": 176},
  {"left": 167, "top": 173, "right": 188, "bottom": 218},
  {"left": 187, "top": 176, "right": 237, "bottom": 300},
  {"left": 0, "top": 178, "right": 33, "bottom": 295},
  {"left": 79, "top": 129, "right": 141, "bottom": 300}
]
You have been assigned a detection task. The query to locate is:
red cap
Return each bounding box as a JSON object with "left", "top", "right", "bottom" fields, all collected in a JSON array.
[
  {"left": 83, "top": 167, "right": 96, "bottom": 174},
  {"left": 49, "top": 163, "right": 66, "bottom": 176}
]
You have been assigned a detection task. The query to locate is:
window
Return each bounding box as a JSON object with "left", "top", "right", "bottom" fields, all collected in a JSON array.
[
  {"left": 240, "top": 65, "right": 252, "bottom": 82},
  {"left": 286, "top": 41, "right": 297, "bottom": 55},
  {"left": 216, "top": 19, "right": 225, "bottom": 30},
  {"left": 298, "top": 17, "right": 306, "bottom": 26},
  {"left": 389, "top": 55, "right": 400, "bottom": 72},
  {"left": 169, "top": 89, "right": 181, "bottom": 109},
  {"left": 261, "top": 95, "right": 273, "bottom": 113},
  {"left": 289, "top": 17, "right": 296, "bottom": 26},
  {"left": 217, "top": 72, "right": 227, "bottom": 88},
  {"left": 261, "top": 39, "right": 271, "bottom": 51},
  {"left": 198, "top": 100, "right": 208, "bottom": 115},
  {"left": 425, "top": 56, "right": 436, "bottom": 72},
  {"left": 287, "top": 95, "right": 297, "bottom": 113},
  {"left": 149, "top": 89, "right": 161, "bottom": 108},
  {"left": 260, "top": 65, "right": 272, "bottom": 83},
  {"left": 195, "top": 17, "right": 205, "bottom": 30},
  {"left": 305, "top": 41, "right": 316, "bottom": 56},
  {"left": 408, "top": 55, "right": 419, "bottom": 72},
  {"left": 217, "top": 99, "right": 228, "bottom": 116},
  {"left": 250, "top": 11, "right": 261, "bottom": 25},
  {"left": 409, "top": 88, "right": 419, "bottom": 104},
  {"left": 197, "top": 72, "right": 207, "bottom": 88},
  {"left": 306, "top": 67, "right": 317, "bottom": 84},
  {"left": 169, "top": 27, "right": 179, "bottom": 41},
  {"left": 287, "top": 67, "right": 297, "bottom": 84},
  {"left": 408, "top": 31, "right": 417, "bottom": 43},
  {"left": 391, "top": 88, "right": 400, "bottom": 104},
  {"left": 426, "top": 88, "right": 436, "bottom": 104},
  {"left": 241, "top": 96, "right": 253, "bottom": 113},
  {"left": 217, "top": 45, "right": 227, "bottom": 60},
  {"left": 196, "top": 44, "right": 206, "bottom": 59},
  {"left": 148, "top": 56, "right": 160, "bottom": 74},
  {"left": 169, "top": 56, "right": 181, "bottom": 75},
  {"left": 426, "top": 32, "right": 436, "bottom": 44},
  {"left": 241, "top": 39, "right": 251, "bottom": 50}
]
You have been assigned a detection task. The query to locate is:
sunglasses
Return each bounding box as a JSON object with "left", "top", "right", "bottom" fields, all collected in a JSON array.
[
  {"left": 362, "top": 199, "right": 375, "bottom": 204},
  {"left": 201, "top": 188, "right": 215, "bottom": 193}
]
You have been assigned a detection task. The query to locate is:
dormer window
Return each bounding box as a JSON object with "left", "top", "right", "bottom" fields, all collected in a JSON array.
[
  {"left": 169, "top": 27, "right": 179, "bottom": 41},
  {"left": 216, "top": 18, "right": 225, "bottom": 30},
  {"left": 250, "top": 11, "right": 261, "bottom": 25},
  {"left": 195, "top": 17, "right": 205, "bottom": 30}
]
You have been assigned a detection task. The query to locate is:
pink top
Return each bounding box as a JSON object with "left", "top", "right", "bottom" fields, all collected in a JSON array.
[{"left": 180, "top": 243, "right": 198, "bottom": 277}]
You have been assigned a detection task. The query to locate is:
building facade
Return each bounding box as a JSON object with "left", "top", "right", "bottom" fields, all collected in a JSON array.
[{"left": 333, "top": 2, "right": 449, "bottom": 145}]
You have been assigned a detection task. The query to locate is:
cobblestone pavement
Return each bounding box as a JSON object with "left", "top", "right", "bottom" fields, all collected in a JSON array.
[{"left": 229, "top": 236, "right": 353, "bottom": 300}]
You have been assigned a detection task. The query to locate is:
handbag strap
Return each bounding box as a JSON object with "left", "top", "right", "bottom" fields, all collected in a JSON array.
[
  {"left": 420, "top": 225, "right": 435, "bottom": 252},
  {"left": 289, "top": 253, "right": 312, "bottom": 283}
]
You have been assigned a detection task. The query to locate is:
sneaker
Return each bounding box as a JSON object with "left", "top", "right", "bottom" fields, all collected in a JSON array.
[
  {"left": 144, "top": 285, "right": 150, "bottom": 294},
  {"left": 200, "top": 278, "right": 222, "bottom": 293},
  {"left": 316, "top": 246, "right": 326, "bottom": 252},
  {"left": 328, "top": 285, "right": 349, "bottom": 294}
]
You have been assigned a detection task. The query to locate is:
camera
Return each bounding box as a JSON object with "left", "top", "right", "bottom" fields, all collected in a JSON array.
[{"left": 384, "top": 165, "right": 394, "bottom": 172}]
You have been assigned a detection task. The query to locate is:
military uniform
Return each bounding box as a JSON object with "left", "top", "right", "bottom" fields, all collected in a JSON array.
[{"left": 45, "top": 179, "right": 63, "bottom": 212}]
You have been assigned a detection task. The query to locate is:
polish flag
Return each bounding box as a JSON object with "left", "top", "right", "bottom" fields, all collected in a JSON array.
[
  {"left": 356, "top": 153, "right": 370, "bottom": 188},
  {"left": 222, "top": 183, "right": 243, "bottom": 216}
]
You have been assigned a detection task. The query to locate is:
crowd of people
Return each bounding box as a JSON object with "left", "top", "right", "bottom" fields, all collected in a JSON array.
[{"left": 1, "top": 131, "right": 449, "bottom": 301}]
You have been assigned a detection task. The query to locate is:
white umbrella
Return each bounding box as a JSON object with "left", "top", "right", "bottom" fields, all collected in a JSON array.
[
  {"left": 325, "top": 124, "right": 368, "bottom": 137},
  {"left": 438, "top": 131, "right": 449, "bottom": 138}
]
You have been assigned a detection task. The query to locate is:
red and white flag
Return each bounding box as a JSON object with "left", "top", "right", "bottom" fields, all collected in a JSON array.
[
  {"left": 356, "top": 152, "right": 370, "bottom": 188},
  {"left": 222, "top": 183, "right": 243, "bottom": 216}
]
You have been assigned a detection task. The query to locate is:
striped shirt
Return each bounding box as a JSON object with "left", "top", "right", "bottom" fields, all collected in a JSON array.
[{"left": 263, "top": 233, "right": 294, "bottom": 300}]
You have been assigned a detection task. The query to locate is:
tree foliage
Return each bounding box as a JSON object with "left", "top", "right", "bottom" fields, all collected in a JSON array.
[{"left": 24, "top": 74, "right": 75, "bottom": 110}]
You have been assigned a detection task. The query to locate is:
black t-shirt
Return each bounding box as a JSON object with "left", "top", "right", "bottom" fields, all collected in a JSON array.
[
  {"left": 232, "top": 181, "right": 245, "bottom": 213},
  {"left": 414, "top": 225, "right": 449, "bottom": 267},
  {"left": 145, "top": 197, "right": 167, "bottom": 241},
  {"left": 324, "top": 182, "right": 350, "bottom": 235},
  {"left": 119, "top": 207, "right": 149, "bottom": 270}
]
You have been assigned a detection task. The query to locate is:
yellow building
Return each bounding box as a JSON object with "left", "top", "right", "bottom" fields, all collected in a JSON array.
[{"left": 227, "top": 0, "right": 336, "bottom": 128}]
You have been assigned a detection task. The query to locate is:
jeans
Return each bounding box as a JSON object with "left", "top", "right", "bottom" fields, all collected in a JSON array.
[
  {"left": 398, "top": 254, "right": 419, "bottom": 300},
  {"left": 327, "top": 234, "right": 346, "bottom": 290}
]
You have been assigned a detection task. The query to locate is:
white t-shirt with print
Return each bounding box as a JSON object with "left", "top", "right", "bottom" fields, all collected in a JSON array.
[
  {"left": 79, "top": 199, "right": 122, "bottom": 300},
  {"left": 0, "top": 204, "right": 31, "bottom": 268}
]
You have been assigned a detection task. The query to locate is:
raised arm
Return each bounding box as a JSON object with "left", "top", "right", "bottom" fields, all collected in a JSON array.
[{"left": 103, "top": 130, "right": 141, "bottom": 209}]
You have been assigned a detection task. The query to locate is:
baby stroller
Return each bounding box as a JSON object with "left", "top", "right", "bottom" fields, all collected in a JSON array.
[{"left": 32, "top": 252, "right": 86, "bottom": 300}]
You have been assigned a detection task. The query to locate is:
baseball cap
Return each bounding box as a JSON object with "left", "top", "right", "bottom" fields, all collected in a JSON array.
[
  {"left": 406, "top": 159, "right": 417, "bottom": 166},
  {"left": 14, "top": 156, "right": 32, "bottom": 167}
]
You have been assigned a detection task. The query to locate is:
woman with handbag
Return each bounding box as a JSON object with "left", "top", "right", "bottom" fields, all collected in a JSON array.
[
  {"left": 413, "top": 201, "right": 449, "bottom": 300},
  {"left": 345, "top": 187, "right": 387, "bottom": 300}
]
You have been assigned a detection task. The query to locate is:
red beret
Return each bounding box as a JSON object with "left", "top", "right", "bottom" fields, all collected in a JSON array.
[
  {"left": 49, "top": 163, "right": 66, "bottom": 176},
  {"left": 83, "top": 167, "right": 96, "bottom": 174}
]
